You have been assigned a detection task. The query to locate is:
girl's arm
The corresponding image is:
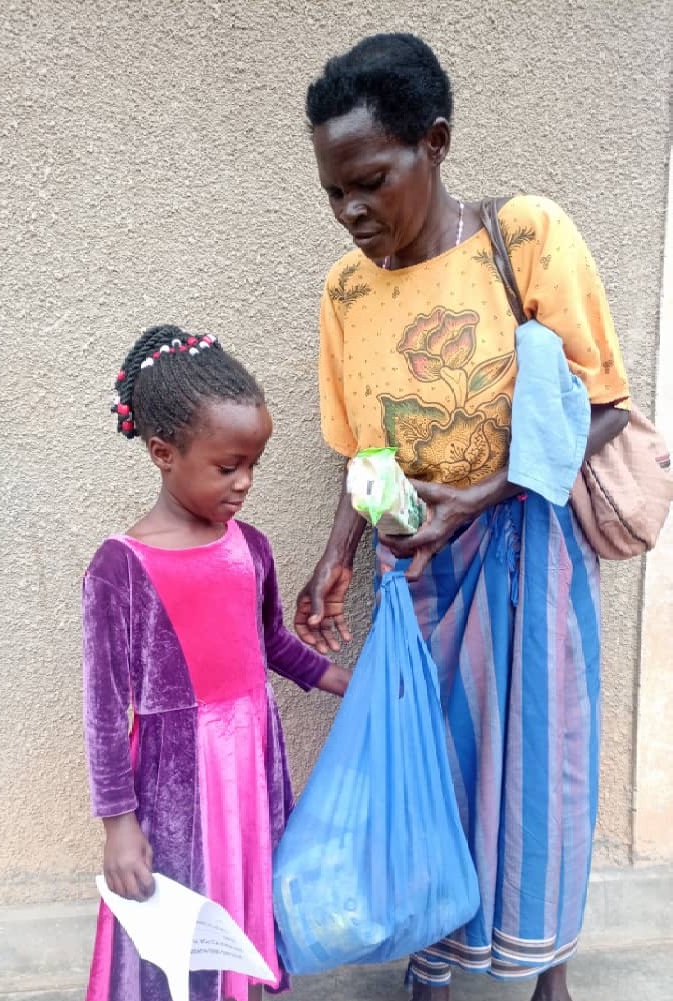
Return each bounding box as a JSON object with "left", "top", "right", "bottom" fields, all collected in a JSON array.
[
  {"left": 82, "top": 572, "right": 136, "bottom": 816},
  {"left": 82, "top": 567, "right": 154, "bottom": 899}
]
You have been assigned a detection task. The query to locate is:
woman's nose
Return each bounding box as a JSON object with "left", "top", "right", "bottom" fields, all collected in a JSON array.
[{"left": 340, "top": 197, "right": 367, "bottom": 227}]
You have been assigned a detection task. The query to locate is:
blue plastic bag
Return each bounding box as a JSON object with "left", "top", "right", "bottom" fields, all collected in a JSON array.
[{"left": 273, "top": 572, "right": 480, "bottom": 974}]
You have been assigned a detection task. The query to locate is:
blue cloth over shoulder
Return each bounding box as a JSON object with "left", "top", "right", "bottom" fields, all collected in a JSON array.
[
  {"left": 508, "top": 319, "right": 590, "bottom": 506},
  {"left": 273, "top": 572, "right": 480, "bottom": 975}
]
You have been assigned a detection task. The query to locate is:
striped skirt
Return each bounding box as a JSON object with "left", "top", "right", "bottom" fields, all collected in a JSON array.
[{"left": 375, "top": 493, "right": 601, "bottom": 984}]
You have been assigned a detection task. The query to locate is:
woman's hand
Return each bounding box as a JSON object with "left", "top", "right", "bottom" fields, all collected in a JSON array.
[
  {"left": 295, "top": 465, "right": 366, "bottom": 653},
  {"left": 102, "top": 813, "right": 155, "bottom": 901},
  {"left": 379, "top": 407, "right": 627, "bottom": 582},
  {"left": 316, "top": 662, "right": 351, "bottom": 696},
  {"left": 380, "top": 480, "right": 478, "bottom": 581},
  {"left": 295, "top": 557, "right": 353, "bottom": 654},
  {"left": 382, "top": 471, "right": 521, "bottom": 580}
]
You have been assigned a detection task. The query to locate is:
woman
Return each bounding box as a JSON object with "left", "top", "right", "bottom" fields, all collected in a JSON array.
[{"left": 295, "top": 33, "right": 630, "bottom": 1001}]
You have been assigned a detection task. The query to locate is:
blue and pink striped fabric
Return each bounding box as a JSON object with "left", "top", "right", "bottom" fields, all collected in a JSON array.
[{"left": 376, "top": 492, "right": 600, "bottom": 985}]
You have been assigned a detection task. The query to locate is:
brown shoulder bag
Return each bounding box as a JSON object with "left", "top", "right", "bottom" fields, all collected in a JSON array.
[{"left": 479, "top": 197, "right": 673, "bottom": 560}]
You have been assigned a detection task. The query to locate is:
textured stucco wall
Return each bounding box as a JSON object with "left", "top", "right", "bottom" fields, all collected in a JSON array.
[
  {"left": 1, "top": 0, "right": 670, "bottom": 905},
  {"left": 635, "top": 150, "right": 673, "bottom": 863}
]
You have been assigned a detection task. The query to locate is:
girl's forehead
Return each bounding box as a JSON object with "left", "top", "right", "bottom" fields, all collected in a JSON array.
[{"left": 196, "top": 399, "right": 272, "bottom": 449}]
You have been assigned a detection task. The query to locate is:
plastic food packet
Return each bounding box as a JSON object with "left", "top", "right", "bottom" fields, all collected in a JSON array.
[{"left": 346, "top": 447, "right": 427, "bottom": 535}]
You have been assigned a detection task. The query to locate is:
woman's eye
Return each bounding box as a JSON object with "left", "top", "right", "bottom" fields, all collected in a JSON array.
[
  {"left": 362, "top": 174, "right": 385, "bottom": 191},
  {"left": 327, "top": 187, "right": 343, "bottom": 201},
  {"left": 219, "top": 466, "right": 235, "bottom": 475}
]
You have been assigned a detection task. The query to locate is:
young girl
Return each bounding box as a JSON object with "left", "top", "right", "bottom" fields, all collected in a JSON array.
[{"left": 83, "top": 324, "right": 349, "bottom": 1001}]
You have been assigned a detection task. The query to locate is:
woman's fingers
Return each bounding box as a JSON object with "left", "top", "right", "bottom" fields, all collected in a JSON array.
[
  {"left": 296, "top": 563, "right": 353, "bottom": 653},
  {"left": 318, "top": 617, "right": 344, "bottom": 653},
  {"left": 294, "top": 594, "right": 320, "bottom": 646},
  {"left": 404, "top": 545, "right": 437, "bottom": 581},
  {"left": 408, "top": 479, "right": 449, "bottom": 504},
  {"left": 380, "top": 516, "right": 447, "bottom": 579},
  {"left": 306, "top": 576, "right": 327, "bottom": 626},
  {"left": 380, "top": 520, "right": 441, "bottom": 557},
  {"left": 332, "top": 609, "right": 352, "bottom": 643},
  {"left": 296, "top": 598, "right": 340, "bottom": 653}
]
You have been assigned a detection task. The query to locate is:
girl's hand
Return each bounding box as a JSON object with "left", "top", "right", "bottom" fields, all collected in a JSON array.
[
  {"left": 379, "top": 480, "right": 478, "bottom": 582},
  {"left": 316, "top": 663, "right": 351, "bottom": 696},
  {"left": 102, "top": 813, "right": 155, "bottom": 901},
  {"left": 295, "top": 558, "right": 353, "bottom": 654}
]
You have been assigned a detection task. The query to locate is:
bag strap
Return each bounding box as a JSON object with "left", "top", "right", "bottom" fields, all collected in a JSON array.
[{"left": 479, "top": 199, "right": 527, "bottom": 326}]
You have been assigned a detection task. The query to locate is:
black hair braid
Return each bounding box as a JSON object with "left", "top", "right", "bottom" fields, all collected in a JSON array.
[
  {"left": 113, "top": 325, "right": 185, "bottom": 438},
  {"left": 111, "top": 324, "right": 264, "bottom": 447}
]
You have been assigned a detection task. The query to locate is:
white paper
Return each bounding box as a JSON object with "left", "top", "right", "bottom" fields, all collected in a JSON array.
[{"left": 96, "top": 873, "right": 274, "bottom": 1001}]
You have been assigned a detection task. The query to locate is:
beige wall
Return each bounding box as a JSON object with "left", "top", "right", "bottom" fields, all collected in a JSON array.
[
  {"left": 635, "top": 149, "right": 673, "bottom": 864},
  {"left": 1, "top": 0, "right": 671, "bottom": 905}
]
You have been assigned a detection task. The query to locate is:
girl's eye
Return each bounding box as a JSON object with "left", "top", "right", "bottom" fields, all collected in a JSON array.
[
  {"left": 326, "top": 187, "right": 343, "bottom": 201},
  {"left": 219, "top": 466, "right": 236, "bottom": 475}
]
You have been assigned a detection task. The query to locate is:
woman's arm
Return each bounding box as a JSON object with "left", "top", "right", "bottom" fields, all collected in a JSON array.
[
  {"left": 253, "top": 527, "right": 350, "bottom": 692},
  {"left": 319, "top": 465, "right": 368, "bottom": 566},
  {"left": 384, "top": 403, "right": 629, "bottom": 580},
  {"left": 294, "top": 466, "right": 367, "bottom": 653},
  {"left": 585, "top": 403, "right": 629, "bottom": 456}
]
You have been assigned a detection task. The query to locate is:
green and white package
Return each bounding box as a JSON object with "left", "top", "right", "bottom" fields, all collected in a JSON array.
[{"left": 347, "top": 447, "right": 427, "bottom": 535}]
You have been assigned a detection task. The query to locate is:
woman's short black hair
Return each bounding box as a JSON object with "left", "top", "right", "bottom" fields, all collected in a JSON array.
[
  {"left": 306, "top": 33, "right": 453, "bottom": 145},
  {"left": 111, "top": 324, "right": 264, "bottom": 449}
]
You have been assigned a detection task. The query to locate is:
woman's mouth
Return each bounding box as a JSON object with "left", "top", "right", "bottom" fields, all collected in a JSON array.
[{"left": 352, "top": 230, "right": 383, "bottom": 249}]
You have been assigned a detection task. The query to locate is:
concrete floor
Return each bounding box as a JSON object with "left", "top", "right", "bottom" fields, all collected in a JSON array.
[
  {"left": 4, "top": 946, "right": 671, "bottom": 1001},
  {"left": 288, "top": 947, "right": 672, "bottom": 1000}
]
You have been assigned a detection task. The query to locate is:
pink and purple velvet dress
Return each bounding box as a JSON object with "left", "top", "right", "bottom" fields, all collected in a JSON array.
[{"left": 82, "top": 519, "right": 330, "bottom": 1001}]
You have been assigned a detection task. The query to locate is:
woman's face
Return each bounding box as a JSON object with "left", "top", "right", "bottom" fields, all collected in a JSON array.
[{"left": 312, "top": 104, "right": 447, "bottom": 263}]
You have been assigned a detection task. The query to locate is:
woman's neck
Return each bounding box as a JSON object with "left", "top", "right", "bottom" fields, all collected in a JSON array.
[{"left": 390, "top": 185, "right": 458, "bottom": 269}]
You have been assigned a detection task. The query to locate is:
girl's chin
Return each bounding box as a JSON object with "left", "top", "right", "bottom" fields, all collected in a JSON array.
[{"left": 218, "top": 502, "right": 244, "bottom": 519}]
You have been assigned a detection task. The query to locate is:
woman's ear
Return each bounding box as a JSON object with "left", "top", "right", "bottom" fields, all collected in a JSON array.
[
  {"left": 148, "top": 436, "right": 176, "bottom": 473},
  {"left": 423, "top": 117, "right": 451, "bottom": 166}
]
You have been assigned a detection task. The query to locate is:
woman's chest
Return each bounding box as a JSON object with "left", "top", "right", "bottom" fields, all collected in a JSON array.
[{"left": 340, "top": 267, "right": 518, "bottom": 485}]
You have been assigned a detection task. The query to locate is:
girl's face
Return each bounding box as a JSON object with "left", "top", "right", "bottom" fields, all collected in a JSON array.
[
  {"left": 312, "top": 104, "right": 448, "bottom": 263},
  {"left": 150, "top": 400, "right": 273, "bottom": 526}
]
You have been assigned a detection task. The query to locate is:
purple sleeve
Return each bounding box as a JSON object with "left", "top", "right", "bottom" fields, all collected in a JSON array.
[
  {"left": 82, "top": 569, "right": 138, "bottom": 818},
  {"left": 258, "top": 536, "right": 331, "bottom": 691}
]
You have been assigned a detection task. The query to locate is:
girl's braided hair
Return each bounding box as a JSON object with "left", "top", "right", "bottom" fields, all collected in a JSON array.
[{"left": 112, "top": 325, "right": 264, "bottom": 449}]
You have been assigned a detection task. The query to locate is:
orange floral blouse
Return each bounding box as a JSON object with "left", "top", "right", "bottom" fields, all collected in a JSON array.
[{"left": 318, "top": 195, "right": 630, "bottom": 487}]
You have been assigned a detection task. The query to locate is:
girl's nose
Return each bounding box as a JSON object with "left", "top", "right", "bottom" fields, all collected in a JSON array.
[{"left": 233, "top": 467, "right": 253, "bottom": 494}]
